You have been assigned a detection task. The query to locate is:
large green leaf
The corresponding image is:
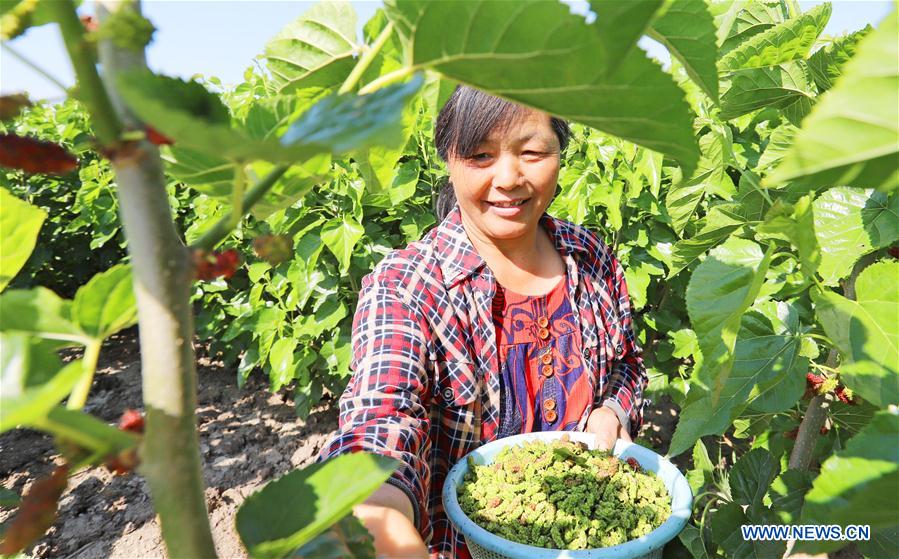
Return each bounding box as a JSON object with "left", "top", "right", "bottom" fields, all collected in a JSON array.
[
  {"left": 647, "top": 0, "right": 719, "bottom": 101},
  {"left": 798, "top": 410, "right": 899, "bottom": 554},
  {"left": 718, "top": 2, "right": 831, "bottom": 71},
  {"left": 0, "top": 287, "right": 85, "bottom": 345},
  {"left": 71, "top": 264, "right": 137, "bottom": 340},
  {"left": 729, "top": 448, "right": 779, "bottom": 516},
  {"left": 0, "top": 189, "right": 46, "bottom": 292},
  {"left": 813, "top": 260, "right": 899, "bottom": 406},
  {"left": 689, "top": 238, "right": 774, "bottom": 391},
  {"left": 264, "top": 1, "right": 359, "bottom": 93},
  {"left": 812, "top": 187, "right": 899, "bottom": 285},
  {"left": 119, "top": 71, "right": 423, "bottom": 163},
  {"left": 719, "top": 60, "right": 816, "bottom": 121},
  {"left": 281, "top": 73, "right": 424, "bottom": 156},
  {"left": 236, "top": 453, "right": 398, "bottom": 559},
  {"left": 741, "top": 302, "right": 809, "bottom": 413},
  {"left": 670, "top": 299, "right": 804, "bottom": 456},
  {"left": 384, "top": 0, "right": 699, "bottom": 177},
  {"left": 320, "top": 216, "right": 365, "bottom": 273},
  {"left": 766, "top": 10, "right": 899, "bottom": 192},
  {"left": 807, "top": 25, "right": 872, "bottom": 93},
  {"left": 669, "top": 238, "right": 773, "bottom": 456},
  {"left": 588, "top": 0, "right": 664, "bottom": 74}
]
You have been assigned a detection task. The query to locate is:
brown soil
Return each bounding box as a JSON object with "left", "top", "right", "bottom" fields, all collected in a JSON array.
[{"left": 1, "top": 330, "right": 684, "bottom": 558}]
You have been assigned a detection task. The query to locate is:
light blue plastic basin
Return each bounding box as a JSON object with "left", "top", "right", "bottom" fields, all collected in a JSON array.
[{"left": 442, "top": 431, "right": 693, "bottom": 559}]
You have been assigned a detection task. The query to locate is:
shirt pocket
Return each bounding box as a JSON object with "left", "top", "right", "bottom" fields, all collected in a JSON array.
[
  {"left": 430, "top": 359, "right": 481, "bottom": 442},
  {"left": 431, "top": 359, "right": 480, "bottom": 407}
]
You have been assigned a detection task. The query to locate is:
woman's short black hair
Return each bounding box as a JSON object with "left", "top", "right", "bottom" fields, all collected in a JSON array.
[{"left": 432, "top": 85, "right": 571, "bottom": 223}]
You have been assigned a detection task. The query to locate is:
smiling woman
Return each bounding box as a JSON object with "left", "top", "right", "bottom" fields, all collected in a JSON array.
[{"left": 318, "top": 84, "right": 647, "bottom": 559}]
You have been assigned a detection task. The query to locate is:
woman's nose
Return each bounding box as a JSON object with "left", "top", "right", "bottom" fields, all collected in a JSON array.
[{"left": 492, "top": 153, "right": 522, "bottom": 189}]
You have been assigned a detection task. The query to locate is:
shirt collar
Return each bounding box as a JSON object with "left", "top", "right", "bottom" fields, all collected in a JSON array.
[{"left": 433, "top": 204, "right": 591, "bottom": 288}]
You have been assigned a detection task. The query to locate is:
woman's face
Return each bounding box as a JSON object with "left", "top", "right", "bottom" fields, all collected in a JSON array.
[{"left": 447, "top": 109, "right": 561, "bottom": 245}]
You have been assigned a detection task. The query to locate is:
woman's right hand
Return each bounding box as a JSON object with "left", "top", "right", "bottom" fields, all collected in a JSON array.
[{"left": 352, "top": 483, "right": 428, "bottom": 558}]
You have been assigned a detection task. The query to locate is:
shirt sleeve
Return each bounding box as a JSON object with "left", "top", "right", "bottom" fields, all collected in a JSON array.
[
  {"left": 595, "top": 253, "right": 649, "bottom": 440},
  {"left": 316, "top": 275, "right": 431, "bottom": 533}
]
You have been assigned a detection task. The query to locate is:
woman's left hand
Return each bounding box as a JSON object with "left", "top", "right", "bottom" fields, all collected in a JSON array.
[{"left": 585, "top": 405, "right": 631, "bottom": 451}]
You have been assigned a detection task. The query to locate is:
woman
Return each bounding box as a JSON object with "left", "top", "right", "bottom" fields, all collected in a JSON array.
[{"left": 317, "top": 85, "right": 648, "bottom": 559}]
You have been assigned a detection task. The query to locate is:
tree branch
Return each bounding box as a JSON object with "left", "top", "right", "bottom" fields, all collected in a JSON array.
[
  {"left": 93, "top": 1, "right": 217, "bottom": 556},
  {"left": 48, "top": 0, "right": 122, "bottom": 146}
]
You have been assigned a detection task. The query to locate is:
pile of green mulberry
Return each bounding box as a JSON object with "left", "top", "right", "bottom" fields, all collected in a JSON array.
[{"left": 457, "top": 436, "right": 671, "bottom": 550}]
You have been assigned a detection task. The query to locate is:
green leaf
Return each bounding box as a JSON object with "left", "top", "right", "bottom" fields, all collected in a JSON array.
[
  {"left": 686, "top": 439, "right": 714, "bottom": 494},
  {"left": 688, "top": 238, "right": 774, "bottom": 391},
  {"left": 647, "top": 0, "right": 719, "bottom": 101},
  {"left": 769, "top": 468, "right": 813, "bottom": 524},
  {"left": 320, "top": 217, "right": 365, "bottom": 273},
  {"left": 164, "top": 146, "right": 235, "bottom": 197},
  {"left": 798, "top": 410, "right": 899, "bottom": 553},
  {"left": 293, "top": 514, "right": 375, "bottom": 559},
  {"left": 741, "top": 301, "right": 809, "bottom": 413},
  {"left": 0, "top": 287, "right": 85, "bottom": 345},
  {"left": 711, "top": 501, "right": 785, "bottom": 559},
  {"left": 813, "top": 260, "right": 899, "bottom": 405},
  {"left": 671, "top": 300, "right": 806, "bottom": 455},
  {"left": 669, "top": 238, "right": 773, "bottom": 456},
  {"left": 264, "top": 1, "right": 359, "bottom": 93},
  {"left": 718, "top": 2, "right": 831, "bottom": 71},
  {"left": 756, "top": 122, "right": 797, "bottom": 171},
  {"left": 766, "top": 10, "right": 899, "bottom": 192},
  {"left": 117, "top": 71, "right": 254, "bottom": 160},
  {"left": 269, "top": 337, "right": 298, "bottom": 392},
  {"left": 717, "top": 0, "right": 786, "bottom": 54},
  {"left": 43, "top": 406, "right": 137, "bottom": 456},
  {"left": 1, "top": 351, "right": 83, "bottom": 433},
  {"left": 71, "top": 264, "right": 137, "bottom": 340},
  {"left": 667, "top": 207, "right": 746, "bottom": 278},
  {"left": 120, "top": 71, "right": 423, "bottom": 163},
  {"left": 355, "top": 96, "right": 420, "bottom": 195},
  {"left": 281, "top": 73, "right": 424, "bottom": 156},
  {"left": 807, "top": 25, "right": 872, "bottom": 93},
  {"left": 0, "top": 189, "right": 46, "bottom": 292},
  {"left": 666, "top": 128, "right": 735, "bottom": 235},
  {"left": 756, "top": 195, "right": 819, "bottom": 277},
  {"left": 719, "top": 60, "right": 816, "bottom": 121},
  {"left": 729, "top": 448, "right": 779, "bottom": 516},
  {"left": 588, "top": 0, "right": 664, "bottom": 74},
  {"left": 236, "top": 453, "right": 399, "bottom": 559},
  {"left": 812, "top": 187, "right": 899, "bottom": 285},
  {"left": 385, "top": 0, "right": 699, "bottom": 177}
]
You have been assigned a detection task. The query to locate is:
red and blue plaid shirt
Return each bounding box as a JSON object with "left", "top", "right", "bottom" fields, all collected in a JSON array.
[{"left": 317, "top": 205, "right": 647, "bottom": 558}]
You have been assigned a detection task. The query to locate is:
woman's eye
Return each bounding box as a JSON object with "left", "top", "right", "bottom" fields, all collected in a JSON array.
[{"left": 470, "top": 153, "right": 491, "bottom": 161}]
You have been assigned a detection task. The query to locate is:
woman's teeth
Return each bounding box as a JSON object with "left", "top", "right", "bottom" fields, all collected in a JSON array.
[{"left": 489, "top": 200, "right": 527, "bottom": 207}]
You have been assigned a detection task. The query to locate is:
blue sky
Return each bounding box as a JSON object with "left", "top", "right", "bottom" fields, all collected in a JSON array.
[{"left": 2, "top": 0, "right": 893, "bottom": 101}]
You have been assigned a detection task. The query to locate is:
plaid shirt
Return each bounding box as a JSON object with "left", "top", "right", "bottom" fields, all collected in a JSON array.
[{"left": 317, "top": 205, "right": 647, "bottom": 558}]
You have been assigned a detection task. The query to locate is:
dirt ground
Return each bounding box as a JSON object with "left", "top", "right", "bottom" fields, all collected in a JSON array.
[{"left": 0, "top": 329, "right": 684, "bottom": 558}]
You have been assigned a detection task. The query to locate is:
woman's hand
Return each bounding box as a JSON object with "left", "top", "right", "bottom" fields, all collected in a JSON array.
[
  {"left": 585, "top": 405, "right": 631, "bottom": 451},
  {"left": 353, "top": 483, "right": 428, "bottom": 558}
]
